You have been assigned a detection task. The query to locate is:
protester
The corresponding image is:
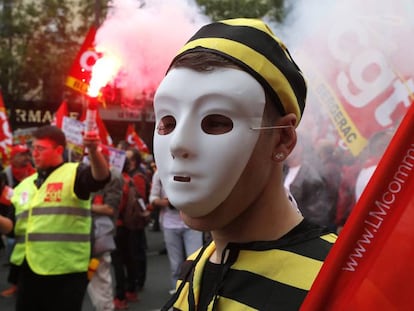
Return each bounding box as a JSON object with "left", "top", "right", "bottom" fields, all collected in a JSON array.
[
  {"left": 334, "top": 150, "right": 361, "bottom": 234},
  {"left": 10, "top": 125, "right": 110, "bottom": 311},
  {"left": 355, "top": 129, "right": 393, "bottom": 201},
  {"left": 0, "top": 144, "right": 35, "bottom": 298},
  {"left": 149, "top": 170, "right": 203, "bottom": 295},
  {"left": 124, "top": 147, "right": 149, "bottom": 292},
  {"left": 152, "top": 18, "right": 336, "bottom": 310},
  {"left": 88, "top": 145, "right": 123, "bottom": 311},
  {"left": 112, "top": 160, "right": 146, "bottom": 310},
  {"left": 284, "top": 133, "right": 335, "bottom": 229}
]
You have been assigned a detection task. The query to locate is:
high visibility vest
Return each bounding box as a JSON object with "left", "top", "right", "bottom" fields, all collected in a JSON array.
[{"left": 11, "top": 162, "right": 92, "bottom": 275}]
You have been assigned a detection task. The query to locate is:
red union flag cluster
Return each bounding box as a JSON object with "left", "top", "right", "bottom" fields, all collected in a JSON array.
[{"left": 301, "top": 99, "right": 414, "bottom": 310}]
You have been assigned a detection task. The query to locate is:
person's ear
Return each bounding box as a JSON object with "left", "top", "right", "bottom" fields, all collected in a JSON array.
[
  {"left": 272, "top": 113, "right": 297, "bottom": 162},
  {"left": 56, "top": 145, "right": 65, "bottom": 156}
]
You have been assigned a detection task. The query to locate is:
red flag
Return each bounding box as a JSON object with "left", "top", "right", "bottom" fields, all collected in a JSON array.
[
  {"left": 52, "top": 100, "right": 69, "bottom": 128},
  {"left": 301, "top": 100, "right": 414, "bottom": 310},
  {"left": 65, "top": 26, "right": 99, "bottom": 95},
  {"left": 297, "top": 0, "right": 414, "bottom": 156},
  {"left": 96, "top": 112, "right": 113, "bottom": 147},
  {"left": 0, "top": 91, "right": 13, "bottom": 165},
  {"left": 126, "top": 124, "right": 149, "bottom": 154}
]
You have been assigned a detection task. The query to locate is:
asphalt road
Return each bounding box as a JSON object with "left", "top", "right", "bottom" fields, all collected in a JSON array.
[{"left": 0, "top": 228, "right": 172, "bottom": 311}]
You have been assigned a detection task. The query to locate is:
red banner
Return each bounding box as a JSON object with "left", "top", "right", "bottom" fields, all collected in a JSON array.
[
  {"left": 51, "top": 100, "right": 69, "bottom": 128},
  {"left": 65, "top": 27, "right": 99, "bottom": 95},
  {"left": 298, "top": 0, "right": 414, "bottom": 155},
  {"left": 301, "top": 100, "right": 414, "bottom": 310},
  {"left": 126, "top": 124, "right": 149, "bottom": 154},
  {"left": 0, "top": 91, "right": 13, "bottom": 165}
]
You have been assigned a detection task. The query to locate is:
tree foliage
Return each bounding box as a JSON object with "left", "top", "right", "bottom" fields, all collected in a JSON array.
[
  {"left": 0, "top": 0, "right": 287, "bottom": 105},
  {"left": 0, "top": 0, "right": 105, "bottom": 104},
  {"left": 195, "top": 0, "right": 287, "bottom": 22}
]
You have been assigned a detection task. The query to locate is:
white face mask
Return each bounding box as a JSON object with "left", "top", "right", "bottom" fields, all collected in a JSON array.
[{"left": 153, "top": 67, "right": 266, "bottom": 217}]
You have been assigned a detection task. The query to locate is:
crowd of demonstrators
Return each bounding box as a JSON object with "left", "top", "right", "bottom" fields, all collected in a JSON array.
[
  {"left": 282, "top": 125, "right": 396, "bottom": 235},
  {"left": 7, "top": 125, "right": 110, "bottom": 311},
  {"left": 87, "top": 145, "right": 123, "bottom": 311},
  {"left": 0, "top": 145, "right": 35, "bottom": 298},
  {"left": 0, "top": 128, "right": 163, "bottom": 310},
  {"left": 152, "top": 18, "right": 336, "bottom": 310},
  {"left": 149, "top": 170, "right": 203, "bottom": 295}
]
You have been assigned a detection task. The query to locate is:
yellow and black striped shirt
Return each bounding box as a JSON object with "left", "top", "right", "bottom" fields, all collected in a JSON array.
[{"left": 163, "top": 220, "right": 336, "bottom": 311}]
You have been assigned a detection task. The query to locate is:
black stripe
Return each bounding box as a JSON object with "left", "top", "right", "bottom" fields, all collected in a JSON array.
[
  {"left": 219, "top": 269, "right": 307, "bottom": 310},
  {"left": 280, "top": 236, "right": 334, "bottom": 261},
  {"left": 187, "top": 22, "right": 306, "bottom": 115},
  {"left": 225, "top": 225, "right": 334, "bottom": 262}
]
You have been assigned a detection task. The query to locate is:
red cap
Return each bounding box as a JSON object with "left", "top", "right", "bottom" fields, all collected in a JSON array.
[{"left": 10, "top": 145, "right": 30, "bottom": 158}]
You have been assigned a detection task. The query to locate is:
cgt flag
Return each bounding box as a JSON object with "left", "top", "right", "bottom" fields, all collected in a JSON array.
[
  {"left": 126, "top": 124, "right": 149, "bottom": 154},
  {"left": 65, "top": 26, "right": 99, "bottom": 95},
  {"left": 301, "top": 99, "right": 414, "bottom": 311}
]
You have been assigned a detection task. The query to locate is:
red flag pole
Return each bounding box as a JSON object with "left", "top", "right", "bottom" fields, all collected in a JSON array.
[{"left": 301, "top": 100, "right": 414, "bottom": 310}]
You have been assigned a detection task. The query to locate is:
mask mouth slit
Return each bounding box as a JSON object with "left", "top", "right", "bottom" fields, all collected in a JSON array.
[{"left": 174, "top": 176, "right": 191, "bottom": 182}]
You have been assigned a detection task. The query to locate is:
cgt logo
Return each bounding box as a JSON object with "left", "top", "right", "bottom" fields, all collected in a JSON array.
[{"left": 44, "top": 182, "right": 63, "bottom": 202}]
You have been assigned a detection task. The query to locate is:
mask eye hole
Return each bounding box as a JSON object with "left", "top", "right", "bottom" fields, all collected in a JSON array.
[
  {"left": 157, "top": 115, "right": 176, "bottom": 135},
  {"left": 201, "top": 114, "right": 233, "bottom": 135}
]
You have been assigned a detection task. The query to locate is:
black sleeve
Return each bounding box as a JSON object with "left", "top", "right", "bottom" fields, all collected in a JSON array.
[{"left": 74, "top": 163, "right": 111, "bottom": 200}]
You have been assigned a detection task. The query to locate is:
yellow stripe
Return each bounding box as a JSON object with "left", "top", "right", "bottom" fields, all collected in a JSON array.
[
  {"left": 232, "top": 249, "right": 323, "bottom": 290},
  {"left": 178, "top": 37, "right": 301, "bottom": 121},
  {"left": 175, "top": 280, "right": 191, "bottom": 311},
  {"left": 300, "top": 55, "right": 368, "bottom": 155},
  {"left": 321, "top": 233, "right": 337, "bottom": 244},
  {"left": 65, "top": 76, "right": 89, "bottom": 94}
]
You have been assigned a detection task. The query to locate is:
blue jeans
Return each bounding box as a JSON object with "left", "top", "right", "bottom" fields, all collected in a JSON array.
[{"left": 162, "top": 227, "right": 203, "bottom": 288}]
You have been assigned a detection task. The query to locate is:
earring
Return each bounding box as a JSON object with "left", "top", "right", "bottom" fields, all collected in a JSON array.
[{"left": 273, "top": 152, "right": 284, "bottom": 161}]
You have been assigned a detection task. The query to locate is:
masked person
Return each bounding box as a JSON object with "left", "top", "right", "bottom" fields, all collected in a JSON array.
[{"left": 153, "top": 18, "right": 337, "bottom": 311}]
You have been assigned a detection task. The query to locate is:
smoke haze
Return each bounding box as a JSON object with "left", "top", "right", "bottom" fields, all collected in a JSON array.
[
  {"left": 94, "top": 0, "right": 209, "bottom": 101},
  {"left": 95, "top": 0, "right": 413, "bottom": 158}
]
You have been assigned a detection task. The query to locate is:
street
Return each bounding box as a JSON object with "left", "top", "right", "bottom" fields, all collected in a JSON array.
[{"left": 0, "top": 228, "right": 172, "bottom": 311}]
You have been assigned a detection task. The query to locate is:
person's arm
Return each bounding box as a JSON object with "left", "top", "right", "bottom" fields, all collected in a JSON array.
[
  {"left": 0, "top": 215, "right": 12, "bottom": 234},
  {"left": 92, "top": 172, "right": 123, "bottom": 217},
  {"left": 149, "top": 172, "right": 169, "bottom": 208},
  {"left": 0, "top": 204, "right": 14, "bottom": 234}
]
